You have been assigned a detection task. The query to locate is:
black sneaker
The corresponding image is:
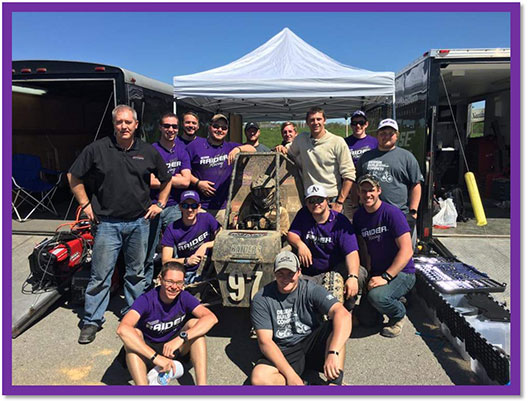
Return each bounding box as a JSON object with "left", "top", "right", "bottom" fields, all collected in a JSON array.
[{"left": 78, "top": 324, "right": 99, "bottom": 344}]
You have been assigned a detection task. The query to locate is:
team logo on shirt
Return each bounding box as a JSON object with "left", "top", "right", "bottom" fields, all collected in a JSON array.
[
  {"left": 361, "top": 225, "right": 388, "bottom": 241},
  {"left": 365, "top": 160, "right": 393, "bottom": 183},
  {"left": 146, "top": 315, "right": 186, "bottom": 334},
  {"left": 176, "top": 231, "right": 210, "bottom": 252},
  {"left": 306, "top": 232, "right": 332, "bottom": 244},
  {"left": 167, "top": 160, "right": 182, "bottom": 175},
  {"left": 275, "top": 308, "right": 310, "bottom": 339},
  {"left": 199, "top": 154, "right": 228, "bottom": 168},
  {"left": 132, "top": 155, "right": 145, "bottom": 160},
  {"left": 350, "top": 147, "right": 371, "bottom": 160}
]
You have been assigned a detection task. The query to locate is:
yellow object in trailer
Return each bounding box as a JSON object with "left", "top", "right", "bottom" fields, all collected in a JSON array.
[{"left": 464, "top": 172, "right": 487, "bottom": 226}]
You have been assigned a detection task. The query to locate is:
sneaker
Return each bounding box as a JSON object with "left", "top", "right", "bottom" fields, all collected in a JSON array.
[
  {"left": 78, "top": 324, "right": 99, "bottom": 344},
  {"left": 380, "top": 318, "right": 404, "bottom": 338}
]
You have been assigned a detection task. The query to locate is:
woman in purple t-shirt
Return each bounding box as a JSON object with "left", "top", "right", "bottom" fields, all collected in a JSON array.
[{"left": 161, "top": 190, "right": 221, "bottom": 284}]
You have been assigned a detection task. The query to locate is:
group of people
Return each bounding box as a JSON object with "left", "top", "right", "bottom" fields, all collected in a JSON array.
[{"left": 67, "top": 103, "right": 423, "bottom": 386}]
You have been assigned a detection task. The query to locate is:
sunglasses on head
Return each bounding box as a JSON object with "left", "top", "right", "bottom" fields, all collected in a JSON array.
[
  {"left": 351, "top": 120, "right": 367, "bottom": 126},
  {"left": 307, "top": 197, "right": 326, "bottom": 205},
  {"left": 181, "top": 202, "right": 199, "bottom": 210},
  {"left": 212, "top": 123, "right": 228, "bottom": 131},
  {"left": 161, "top": 123, "right": 179, "bottom": 129}
]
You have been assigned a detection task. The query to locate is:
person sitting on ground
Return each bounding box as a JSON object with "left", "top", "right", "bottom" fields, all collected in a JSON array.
[
  {"left": 353, "top": 174, "right": 416, "bottom": 338},
  {"left": 250, "top": 250, "right": 352, "bottom": 386},
  {"left": 234, "top": 173, "right": 289, "bottom": 236},
  {"left": 273, "top": 121, "right": 298, "bottom": 150},
  {"left": 244, "top": 121, "right": 270, "bottom": 152},
  {"left": 161, "top": 190, "right": 221, "bottom": 285},
  {"left": 287, "top": 184, "right": 366, "bottom": 311},
  {"left": 116, "top": 261, "right": 218, "bottom": 385}
]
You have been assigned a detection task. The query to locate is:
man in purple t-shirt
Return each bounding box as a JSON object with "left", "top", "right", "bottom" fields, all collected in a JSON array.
[
  {"left": 145, "top": 112, "right": 192, "bottom": 290},
  {"left": 161, "top": 190, "right": 221, "bottom": 284},
  {"left": 186, "top": 113, "right": 255, "bottom": 224},
  {"left": 176, "top": 111, "right": 201, "bottom": 147},
  {"left": 352, "top": 174, "right": 416, "bottom": 338},
  {"left": 117, "top": 262, "right": 218, "bottom": 385},
  {"left": 287, "top": 185, "right": 367, "bottom": 312}
]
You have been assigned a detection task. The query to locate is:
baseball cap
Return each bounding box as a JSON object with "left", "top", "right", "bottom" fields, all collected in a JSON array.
[
  {"left": 377, "top": 118, "right": 399, "bottom": 131},
  {"left": 305, "top": 184, "right": 328, "bottom": 200},
  {"left": 180, "top": 190, "right": 200, "bottom": 204},
  {"left": 274, "top": 250, "right": 300, "bottom": 273},
  {"left": 351, "top": 110, "right": 368, "bottom": 120},
  {"left": 211, "top": 113, "right": 229, "bottom": 123},
  {"left": 357, "top": 174, "right": 380, "bottom": 188},
  {"left": 244, "top": 122, "right": 260, "bottom": 131}
]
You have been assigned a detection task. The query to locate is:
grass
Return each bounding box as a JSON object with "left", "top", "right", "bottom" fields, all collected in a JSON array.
[{"left": 258, "top": 123, "right": 348, "bottom": 148}]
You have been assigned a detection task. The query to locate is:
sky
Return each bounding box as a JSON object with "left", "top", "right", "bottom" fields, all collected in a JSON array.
[{"left": 11, "top": 9, "right": 511, "bottom": 85}]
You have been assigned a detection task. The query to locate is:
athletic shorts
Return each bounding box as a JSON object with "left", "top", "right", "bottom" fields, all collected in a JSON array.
[
  {"left": 117, "top": 337, "right": 190, "bottom": 370},
  {"left": 255, "top": 321, "right": 332, "bottom": 376}
]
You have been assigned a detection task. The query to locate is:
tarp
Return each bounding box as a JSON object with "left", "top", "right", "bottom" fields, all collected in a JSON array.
[{"left": 173, "top": 28, "right": 395, "bottom": 120}]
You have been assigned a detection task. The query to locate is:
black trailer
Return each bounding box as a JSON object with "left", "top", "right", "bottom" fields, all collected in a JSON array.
[
  {"left": 368, "top": 49, "right": 510, "bottom": 242},
  {"left": 12, "top": 60, "right": 211, "bottom": 172}
]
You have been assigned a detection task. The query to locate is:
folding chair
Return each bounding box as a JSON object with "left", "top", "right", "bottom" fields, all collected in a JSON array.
[{"left": 12, "top": 154, "right": 64, "bottom": 222}]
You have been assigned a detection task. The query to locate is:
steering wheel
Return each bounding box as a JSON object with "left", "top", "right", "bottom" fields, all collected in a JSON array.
[{"left": 241, "top": 214, "right": 272, "bottom": 230}]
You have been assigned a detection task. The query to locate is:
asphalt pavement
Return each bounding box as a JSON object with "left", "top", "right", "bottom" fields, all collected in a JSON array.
[{"left": 10, "top": 232, "right": 511, "bottom": 387}]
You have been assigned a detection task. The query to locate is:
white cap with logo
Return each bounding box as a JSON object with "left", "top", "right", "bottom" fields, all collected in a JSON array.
[
  {"left": 377, "top": 118, "right": 399, "bottom": 131},
  {"left": 305, "top": 184, "right": 328, "bottom": 200}
]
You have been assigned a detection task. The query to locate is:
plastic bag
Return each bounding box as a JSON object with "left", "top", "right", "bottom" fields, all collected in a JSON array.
[{"left": 432, "top": 197, "right": 458, "bottom": 228}]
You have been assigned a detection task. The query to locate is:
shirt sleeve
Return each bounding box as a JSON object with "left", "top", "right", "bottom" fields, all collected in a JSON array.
[
  {"left": 338, "top": 218, "right": 359, "bottom": 255},
  {"left": 335, "top": 137, "right": 356, "bottom": 182},
  {"left": 68, "top": 144, "right": 95, "bottom": 179},
  {"left": 389, "top": 207, "right": 411, "bottom": 238},
  {"left": 309, "top": 282, "right": 338, "bottom": 315},
  {"left": 152, "top": 147, "right": 172, "bottom": 183},
  {"left": 406, "top": 151, "right": 424, "bottom": 184},
  {"left": 160, "top": 225, "right": 176, "bottom": 247},
  {"left": 250, "top": 292, "right": 273, "bottom": 330},
  {"left": 288, "top": 208, "right": 305, "bottom": 236},
  {"left": 180, "top": 149, "right": 191, "bottom": 171},
  {"left": 207, "top": 213, "right": 221, "bottom": 234},
  {"left": 130, "top": 293, "right": 149, "bottom": 316},
  {"left": 183, "top": 291, "right": 201, "bottom": 314}
]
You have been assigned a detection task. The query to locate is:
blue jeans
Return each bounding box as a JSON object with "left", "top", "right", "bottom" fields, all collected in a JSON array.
[
  {"left": 144, "top": 205, "right": 181, "bottom": 290},
  {"left": 83, "top": 216, "right": 149, "bottom": 326},
  {"left": 358, "top": 272, "right": 416, "bottom": 325}
]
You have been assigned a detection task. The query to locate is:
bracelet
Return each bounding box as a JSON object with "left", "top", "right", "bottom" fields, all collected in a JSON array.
[
  {"left": 327, "top": 350, "right": 339, "bottom": 356},
  {"left": 81, "top": 201, "right": 91, "bottom": 210},
  {"left": 150, "top": 352, "right": 158, "bottom": 362},
  {"left": 195, "top": 180, "right": 201, "bottom": 188},
  {"left": 236, "top": 146, "right": 242, "bottom": 152},
  {"left": 347, "top": 274, "right": 359, "bottom": 280},
  {"left": 183, "top": 257, "right": 188, "bottom": 267},
  {"left": 335, "top": 200, "right": 344, "bottom": 205}
]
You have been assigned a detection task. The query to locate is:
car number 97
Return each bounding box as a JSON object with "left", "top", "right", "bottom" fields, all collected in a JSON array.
[{"left": 227, "top": 271, "right": 263, "bottom": 302}]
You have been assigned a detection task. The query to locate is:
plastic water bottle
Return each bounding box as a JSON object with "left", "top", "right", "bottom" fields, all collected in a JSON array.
[{"left": 147, "top": 360, "right": 184, "bottom": 385}]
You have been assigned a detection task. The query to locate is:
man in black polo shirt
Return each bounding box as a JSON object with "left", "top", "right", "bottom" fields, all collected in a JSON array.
[{"left": 68, "top": 104, "right": 172, "bottom": 344}]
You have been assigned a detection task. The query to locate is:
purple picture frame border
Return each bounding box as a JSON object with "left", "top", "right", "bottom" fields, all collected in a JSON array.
[{"left": 2, "top": 1, "right": 520, "bottom": 396}]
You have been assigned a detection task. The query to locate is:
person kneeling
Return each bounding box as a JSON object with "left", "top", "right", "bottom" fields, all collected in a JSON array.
[
  {"left": 250, "top": 251, "right": 351, "bottom": 386},
  {"left": 117, "top": 262, "right": 218, "bottom": 385}
]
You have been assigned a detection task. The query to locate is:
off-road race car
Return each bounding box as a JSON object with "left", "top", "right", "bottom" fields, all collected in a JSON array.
[{"left": 186, "top": 152, "right": 345, "bottom": 308}]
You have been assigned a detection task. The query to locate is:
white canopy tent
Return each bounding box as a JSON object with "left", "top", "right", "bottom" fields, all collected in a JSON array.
[{"left": 173, "top": 28, "right": 395, "bottom": 121}]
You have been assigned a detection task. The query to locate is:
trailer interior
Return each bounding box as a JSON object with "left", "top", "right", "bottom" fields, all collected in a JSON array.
[{"left": 434, "top": 61, "right": 510, "bottom": 217}]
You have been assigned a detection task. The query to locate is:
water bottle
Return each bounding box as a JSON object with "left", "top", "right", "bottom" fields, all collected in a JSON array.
[{"left": 147, "top": 360, "right": 184, "bottom": 385}]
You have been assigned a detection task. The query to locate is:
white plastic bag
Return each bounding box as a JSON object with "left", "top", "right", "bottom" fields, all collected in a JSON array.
[{"left": 433, "top": 197, "right": 458, "bottom": 228}]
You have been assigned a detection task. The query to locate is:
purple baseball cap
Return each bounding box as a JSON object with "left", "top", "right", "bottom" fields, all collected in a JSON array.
[{"left": 180, "top": 190, "right": 200, "bottom": 204}]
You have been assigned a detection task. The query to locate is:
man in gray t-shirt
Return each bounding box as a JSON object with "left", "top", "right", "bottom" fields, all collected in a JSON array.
[
  {"left": 250, "top": 251, "right": 351, "bottom": 386},
  {"left": 356, "top": 119, "right": 423, "bottom": 240}
]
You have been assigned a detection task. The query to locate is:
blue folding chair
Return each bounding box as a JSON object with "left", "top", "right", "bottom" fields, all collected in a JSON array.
[{"left": 12, "top": 154, "right": 64, "bottom": 222}]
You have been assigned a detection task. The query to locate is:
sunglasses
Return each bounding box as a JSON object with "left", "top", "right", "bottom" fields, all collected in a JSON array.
[
  {"left": 181, "top": 202, "right": 199, "bottom": 210},
  {"left": 307, "top": 197, "right": 326, "bottom": 205},
  {"left": 212, "top": 123, "right": 228, "bottom": 131},
  {"left": 161, "top": 123, "right": 179, "bottom": 129},
  {"left": 351, "top": 120, "right": 367, "bottom": 126}
]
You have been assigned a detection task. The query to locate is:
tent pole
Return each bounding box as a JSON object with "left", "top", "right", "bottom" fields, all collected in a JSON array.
[{"left": 392, "top": 93, "right": 396, "bottom": 120}]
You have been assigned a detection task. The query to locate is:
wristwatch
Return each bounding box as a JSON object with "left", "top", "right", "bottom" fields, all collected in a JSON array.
[
  {"left": 179, "top": 331, "right": 188, "bottom": 342},
  {"left": 381, "top": 272, "right": 394, "bottom": 283},
  {"left": 156, "top": 201, "right": 165, "bottom": 209},
  {"left": 409, "top": 208, "right": 417, "bottom": 215}
]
